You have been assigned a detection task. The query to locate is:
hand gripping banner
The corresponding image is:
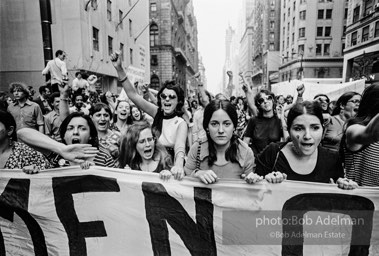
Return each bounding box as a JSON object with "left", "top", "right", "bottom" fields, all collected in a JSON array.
[{"left": 0, "top": 167, "right": 379, "bottom": 255}]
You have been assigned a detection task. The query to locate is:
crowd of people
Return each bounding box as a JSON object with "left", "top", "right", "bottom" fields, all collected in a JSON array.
[{"left": 1, "top": 49, "right": 379, "bottom": 190}]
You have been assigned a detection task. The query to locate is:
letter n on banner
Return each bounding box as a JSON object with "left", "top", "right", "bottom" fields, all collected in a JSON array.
[
  {"left": 53, "top": 175, "right": 120, "bottom": 256},
  {"left": 142, "top": 182, "right": 216, "bottom": 256},
  {"left": 0, "top": 179, "right": 48, "bottom": 256},
  {"left": 282, "top": 193, "right": 374, "bottom": 256}
]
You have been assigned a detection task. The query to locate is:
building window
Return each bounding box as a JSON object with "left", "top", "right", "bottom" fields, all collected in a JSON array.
[
  {"left": 119, "top": 10, "right": 123, "bottom": 29},
  {"left": 150, "top": 74, "right": 160, "bottom": 90},
  {"left": 293, "top": 1, "right": 296, "bottom": 11},
  {"left": 318, "top": 9, "right": 324, "bottom": 19},
  {"left": 317, "top": 27, "right": 323, "bottom": 37},
  {"left": 362, "top": 25, "right": 369, "bottom": 41},
  {"left": 363, "top": 0, "right": 373, "bottom": 16},
  {"left": 283, "top": 27, "right": 285, "bottom": 36},
  {"left": 298, "top": 44, "right": 304, "bottom": 54},
  {"left": 351, "top": 31, "right": 357, "bottom": 45},
  {"left": 287, "top": 36, "right": 289, "bottom": 46},
  {"left": 270, "top": 32, "right": 275, "bottom": 40},
  {"left": 151, "top": 55, "right": 158, "bottom": 66},
  {"left": 300, "top": 0, "right": 306, "bottom": 3},
  {"left": 129, "top": 19, "right": 133, "bottom": 37},
  {"left": 288, "top": 7, "right": 290, "bottom": 16},
  {"left": 270, "top": 10, "right": 275, "bottom": 18},
  {"left": 108, "top": 36, "right": 113, "bottom": 56},
  {"left": 344, "top": 8, "right": 348, "bottom": 19},
  {"left": 353, "top": 6, "right": 360, "bottom": 22},
  {"left": 120, "top": 43, "right": 124, "bottom": 61},
  {"left": 129, "top": 48, "right": 133, "bottom": 65},
  {"left": 292, "top": 33, "right": 294, "bottom": 43},
  {"left": 324, "top": 44, "right": 330, "bottom": 55},
  {"left": 325, "top": 26, "right": 331, "bottom": 36},
  {"left": 375, "top": 21, "right": 379, "bottom": 37},
  {"left": 287, "top": 22, "right": 290, "bottom": 31},
  {"left": 325, "top": 9, "right": 332, "bottom": 19},
  {"left": 299, "top": 27, "right": 305, "bottom": 37},
  {"left": 92, "top": 27, "right": 99, "bottom": 51},
  {"left": 270, "top": 21, "right": 275, "bottom": 29},
  {"left": 269, "top": 43, "right": 275, "bottom": 51},
  {"left": 150, "top": 3, "right": 157, "bottom": 12},
  {"left": 107, "top": 0, "right": 112, "bottom": 21},
  {"left": 300, "top": 10, "right": 306, "bottom": 20},
  {"left": 293, "top": 17, "right": 295, "bottom": 27},
  {"left": 316, "top": 44, "right": 322, "bottom": 55}
]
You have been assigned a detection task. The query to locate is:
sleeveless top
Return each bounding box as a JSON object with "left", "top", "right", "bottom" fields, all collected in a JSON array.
[{"left": 344, "top": 141, "right": 379, "bottom": 186}]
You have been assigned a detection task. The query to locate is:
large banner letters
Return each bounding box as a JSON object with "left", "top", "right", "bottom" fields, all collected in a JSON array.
[{"left": 0, "top": 167, "right": 379, "bottom": 255}]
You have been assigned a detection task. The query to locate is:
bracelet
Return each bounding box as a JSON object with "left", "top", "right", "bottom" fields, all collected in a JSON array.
[
  {"left": 118, "top": 76, "right": 128, "bottom": 83},
  {"left": 60, "top": 97, "right": 69, "bottom": 101}
]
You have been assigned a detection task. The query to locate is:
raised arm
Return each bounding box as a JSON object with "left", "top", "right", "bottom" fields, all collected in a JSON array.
[
  {"left": 58, "top": 81, "right": 70, "bottom": 122},
  {"left": 240, "top": 72, "right": 258, "bottom": 117},
  {"left": 283, "top": 83, "right": 305, "bottom": 112},
  {"left": 110, "top": 52, "right": 158, "bottom": 117},
  {"left": 346, "top": 113, "right": 379, "bottom": 151}
]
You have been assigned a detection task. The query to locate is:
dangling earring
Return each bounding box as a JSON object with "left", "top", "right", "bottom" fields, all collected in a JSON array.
[{"left": 8, "top": 136, "right": 14, "bottom": 147}]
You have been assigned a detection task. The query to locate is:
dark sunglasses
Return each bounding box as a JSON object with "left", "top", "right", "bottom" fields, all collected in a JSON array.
[
  {"left": 160, "top": 93, "right": 177, "bottom": 100},
  {"left": 257, "top": 95, "right": 273, "bottom": 105}
]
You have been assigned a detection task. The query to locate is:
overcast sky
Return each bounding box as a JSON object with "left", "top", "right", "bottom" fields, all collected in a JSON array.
[{"left": 192, "top": 0, "right": 242, "bottom": 94}]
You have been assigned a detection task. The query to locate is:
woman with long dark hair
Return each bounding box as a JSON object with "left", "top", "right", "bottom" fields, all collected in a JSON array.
[
  {"left": 322, "top": 91, "right": 361, "bottom": 151},
  {"left": 255, "top": 101, "right": 357, "bottom": 189},
  {"left": 111, "top": 52, "right": 187, "bottom": 180},
  {"left": 342, "top": 83, "right": 379, "bottom": 186},
  {"left": 184, "top": 100, "right": 259, "bottom": 184}
]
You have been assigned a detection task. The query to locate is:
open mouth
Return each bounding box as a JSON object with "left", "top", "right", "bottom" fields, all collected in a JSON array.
[
  {"left": 301, "top": 143, "right": 313, "bottom": 148},
  {"left": 72, "top": 138, "right": 81, "bottom": 144}
]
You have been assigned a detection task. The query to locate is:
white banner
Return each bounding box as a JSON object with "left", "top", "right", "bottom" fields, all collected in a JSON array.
[{"left": 0, "top": 167, "right": 379, "bottom": 255}]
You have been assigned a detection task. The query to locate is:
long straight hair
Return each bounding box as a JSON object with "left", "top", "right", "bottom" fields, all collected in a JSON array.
[{"left": 202, "top": 99, "right": 240, "bottom": 166}]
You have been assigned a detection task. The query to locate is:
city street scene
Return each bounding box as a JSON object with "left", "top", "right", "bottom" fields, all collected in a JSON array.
[{"left": 0, "top": 0, "right": 379, "bottom": 255}]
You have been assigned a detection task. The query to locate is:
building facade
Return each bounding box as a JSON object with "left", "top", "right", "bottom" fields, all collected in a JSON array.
[
  {"left": 343, "top": 0, "right": 379, "bottom": 83},
  {"left": 279, "top": 0, "right": 347, "bottom": 82},
  {"left": 149, "top": 0, "right": 199, "bottom": 94},
  {"left": 0, "top": 0, "right": 150, "bottom": 94}
]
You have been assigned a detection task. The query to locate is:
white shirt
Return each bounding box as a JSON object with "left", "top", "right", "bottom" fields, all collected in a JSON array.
[
  {"left": 158, "top": 116, "right": 185, "bottom": 148},
  {"left": 42, "top": 58, "right": 67, "bottom": 84}
]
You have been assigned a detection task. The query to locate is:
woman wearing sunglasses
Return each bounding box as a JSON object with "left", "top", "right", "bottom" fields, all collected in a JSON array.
[
  {"left": 110, "top": 52, "right": 187, "bottom": 180},
  {"left": 243, "top": 89, "right": 283, "bottom": 155},
  {"left": 322, "top": 92, "right": 361, "bottom": 151},
  {"left": 184, "top": 100, "right": 259, "bottom": 184}
]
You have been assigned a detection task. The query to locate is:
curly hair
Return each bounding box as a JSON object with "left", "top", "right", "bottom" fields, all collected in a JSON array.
[
  {"left": 254, "top": 89, "right": 277, "bottom": 117},
  {"left": 118, "top": 121, "right": 172, "bottom": 171}
]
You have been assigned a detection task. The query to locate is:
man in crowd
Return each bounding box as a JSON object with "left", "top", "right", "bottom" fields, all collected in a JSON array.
[
  {"left": 44, "top": 92, "right": 63, "bottom": 142},
  {"left": 34, "top": 85, "right": 52, "bottom": 115},
  {"left": 7, "top": 82, "right": 44, "bottom": 132},
  {"left": 72, "top": 71, "right": 89, "bottom": 95},
  {"left": 69, "top": 93, "right": 89, "bottom": 115},
  {"left": 42, "top": 50, "right": 68, "bottom": 93}
]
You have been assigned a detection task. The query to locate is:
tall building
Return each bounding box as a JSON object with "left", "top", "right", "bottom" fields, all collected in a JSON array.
[
  {"left": 222, "top": 25, "right": 240, "bottom": 97},
  {"left": 343, "top": 0, "right": 379, "bottom": 83},
  {"left": 250, "top": 0, "right": 281, "bottom": 89},
  {"left": 279, "top": 0, "right": 347, "bottom": 82},
  {"left": 149, "top": 0, "right": 199, "bottom": 93},
  {"left": 0, "top": 0, "right": 150, "bottom": 93}
]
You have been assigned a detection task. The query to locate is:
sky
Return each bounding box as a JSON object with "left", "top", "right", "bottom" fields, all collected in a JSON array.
[{"left": 192, "top": 0, "right": 242, "bottom": 94}]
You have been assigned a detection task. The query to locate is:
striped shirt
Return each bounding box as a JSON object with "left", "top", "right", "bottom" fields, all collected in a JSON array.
[{"left": 344, "top": 142, "right": 379, "bottom": 186}]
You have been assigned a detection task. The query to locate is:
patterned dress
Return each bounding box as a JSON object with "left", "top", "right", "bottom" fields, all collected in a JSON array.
[{"left": 4, "top": 142, "right": 52, "bottom": 169}]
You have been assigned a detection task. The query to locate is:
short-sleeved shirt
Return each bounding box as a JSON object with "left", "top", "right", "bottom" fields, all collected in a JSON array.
[
  {"left": 158, "top": 116, "right": 185, "bottom": 148},
  {"left": 44, "top": 110, "right": 62, "bottom": 142},
  {"left": 7, "top": 100, "right": 44, "bottom": 130},
  {"left": 255, "top": 142, "right": 344, "bottom": 183},
  {"left": 322, "top": 115, "right": 344, "bottom": 151},
  {"left": 244, "top": 116, "right": 283, "bottom": 155},
  {"left": 184, "top": 138, "right": 255, "bottom": 179},
  {"left": 4, "top": 142, "right": 52, "bottom": 169}
]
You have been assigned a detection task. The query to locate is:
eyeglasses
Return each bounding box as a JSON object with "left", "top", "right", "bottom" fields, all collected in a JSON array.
[
  {"left": 138, "top": 137, "right": 155, "bottom": 145},
  {"left": 348, "top": 99, "right": 360, "bottom": 104},
  {"left": 160, "top": 93, "right": 177, "bottom": 100},
  {"left": 257, "top": 95, "right": 273, "bottom": 105}
]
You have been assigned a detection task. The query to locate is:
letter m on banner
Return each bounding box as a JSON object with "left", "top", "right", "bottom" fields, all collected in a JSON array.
[{"left": 142, "top": 182, "right": 216, "bottom": 256}]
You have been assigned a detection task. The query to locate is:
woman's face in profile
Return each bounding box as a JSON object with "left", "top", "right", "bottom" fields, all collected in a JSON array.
[{"left": 289, "top": 114, "right": 323, "bottom": 156}]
